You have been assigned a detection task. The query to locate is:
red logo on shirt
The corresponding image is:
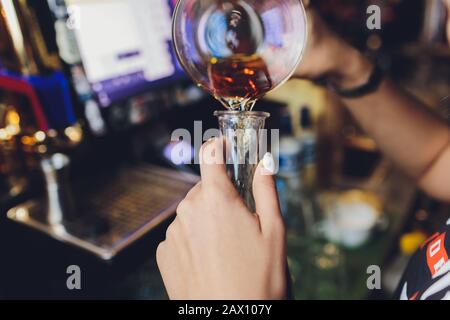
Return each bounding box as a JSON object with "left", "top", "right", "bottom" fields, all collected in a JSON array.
[{"left": 426, "top": 232, "right": 448, "bottom": 277}]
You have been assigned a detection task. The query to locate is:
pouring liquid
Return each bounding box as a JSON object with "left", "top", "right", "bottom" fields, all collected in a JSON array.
[{"left": 208, "top": 54, "right": 273, "bottom": 111}]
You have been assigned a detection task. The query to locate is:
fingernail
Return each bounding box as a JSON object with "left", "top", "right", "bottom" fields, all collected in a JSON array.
[{"left": 262, "top": 152, "right": 276, "bottom": 175}]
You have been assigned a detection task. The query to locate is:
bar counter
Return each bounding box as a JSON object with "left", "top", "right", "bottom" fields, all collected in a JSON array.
[{"left": 0, "top": 161, "right": 416, "bottom": 300}]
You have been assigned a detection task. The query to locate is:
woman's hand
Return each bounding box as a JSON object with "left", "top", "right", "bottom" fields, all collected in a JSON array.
[
  {"left": 294, "top": 6, "right": 374, "bottom": 90},
  {"left": 156, "top": 139, "right": 287, "bottom": 300}
]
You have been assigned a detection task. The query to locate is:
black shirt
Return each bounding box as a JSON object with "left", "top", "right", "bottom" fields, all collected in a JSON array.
[{"left": 395, "top": 220, "right": 450, "bottom": 300}]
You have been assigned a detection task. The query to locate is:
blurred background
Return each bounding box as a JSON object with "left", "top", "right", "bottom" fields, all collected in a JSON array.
[{"left": 0, "top": 0, "right": 450, "bottom": 299}]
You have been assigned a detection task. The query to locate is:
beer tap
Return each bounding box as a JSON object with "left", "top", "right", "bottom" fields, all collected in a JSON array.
[{"left": 0, "top": 0, "right": 82, "bottom": 227}]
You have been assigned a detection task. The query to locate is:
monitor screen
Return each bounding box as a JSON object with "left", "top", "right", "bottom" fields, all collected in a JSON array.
[{"left": 68, "top": 0, "right": 183, "bottom": 107}]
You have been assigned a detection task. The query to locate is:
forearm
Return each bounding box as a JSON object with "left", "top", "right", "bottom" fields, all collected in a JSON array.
[
  {"left": 295, "top": 8, "right": 450, "bottom": 200},
  {"left": 344, "top": 79, "right": 450, "bottom": 180},
  {"left": 335, "top": 49, "right": 450, "bottom": 199}
]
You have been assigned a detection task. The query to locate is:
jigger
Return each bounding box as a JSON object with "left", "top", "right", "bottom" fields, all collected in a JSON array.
[{"left": 39, "top": 153, "right": 77, "bottom": 226}]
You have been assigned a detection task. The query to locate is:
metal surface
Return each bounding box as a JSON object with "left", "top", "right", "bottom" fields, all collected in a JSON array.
[{"left": 7, "top": 164, "right": 199, "bottom": 260}]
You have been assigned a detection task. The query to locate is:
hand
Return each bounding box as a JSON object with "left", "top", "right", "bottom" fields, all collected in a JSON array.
[
  {"left": 294, "top": 6, "right": 374, "bottom": 90},
  {"left": 156, "top": 139, "right": 287, "bottom": 300}
]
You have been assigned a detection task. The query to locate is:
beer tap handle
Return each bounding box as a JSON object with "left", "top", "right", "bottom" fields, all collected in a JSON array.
[{"left": 0, "top": 73, "right": 49, "bottom": 131}]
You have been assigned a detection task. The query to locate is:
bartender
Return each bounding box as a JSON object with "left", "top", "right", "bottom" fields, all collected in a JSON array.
[{"left": 157, "top": 2, "right": 450, "bottom": 300}]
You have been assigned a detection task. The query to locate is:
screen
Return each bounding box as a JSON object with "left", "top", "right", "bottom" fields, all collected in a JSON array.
[{"left": 68, "top": 0, "right": 183, "bottom": 107}]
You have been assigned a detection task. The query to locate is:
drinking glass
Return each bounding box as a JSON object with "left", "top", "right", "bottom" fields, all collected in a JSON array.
[
  {"left": 173, "top": 0, "right": 308, "bottom": 110},
  {"left": 215, "top": 110, "right": 269, "bottom": 210}
]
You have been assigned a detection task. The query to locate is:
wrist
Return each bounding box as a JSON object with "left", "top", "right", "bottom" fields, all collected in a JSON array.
[{"left": 328, "top": 43, "right": 374, "bottom": 90}]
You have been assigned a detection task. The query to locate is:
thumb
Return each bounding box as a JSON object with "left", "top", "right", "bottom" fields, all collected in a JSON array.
[{"left": 253, "top": 153, "right": 284, "bottom": 237}]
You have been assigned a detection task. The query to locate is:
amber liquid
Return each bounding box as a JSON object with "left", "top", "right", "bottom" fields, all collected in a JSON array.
[{"left": 208, "top": 55, "right": 273, "bottom": 111}]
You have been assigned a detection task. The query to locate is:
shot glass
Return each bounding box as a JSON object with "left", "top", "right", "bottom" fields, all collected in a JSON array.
[{"left": 214, "top": 111, "right": 270, "bottom": 211}]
